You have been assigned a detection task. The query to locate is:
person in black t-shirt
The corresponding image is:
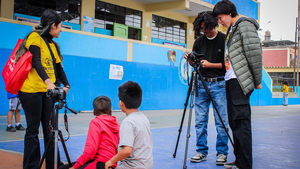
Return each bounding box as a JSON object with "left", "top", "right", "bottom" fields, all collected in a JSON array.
[{"left": 184, "top": 11, "right": 229, "bottom": 165}]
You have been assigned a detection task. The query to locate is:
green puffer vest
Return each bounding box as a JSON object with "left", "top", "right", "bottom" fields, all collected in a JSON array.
[{"left": 226, "top": 17, "right": 262, "bottom": 95}]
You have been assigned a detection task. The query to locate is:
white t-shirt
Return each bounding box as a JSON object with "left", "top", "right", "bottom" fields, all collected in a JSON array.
[
  {"left": 224, "top": 62, "right": 237, "bottom": 81},
  {"left": 224, "top": 26, "right": 237, "bottom": 81},
  {"left": 117, "top": 111, "right": 153, "bottom": 169}
]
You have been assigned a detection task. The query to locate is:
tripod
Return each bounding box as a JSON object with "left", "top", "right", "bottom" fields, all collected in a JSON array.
[
  {"left": 173, "top": 64, "right": 234, "bottom": 169},
  {"left": 39, "top": 99, "right": 77, "bottom": 169}
]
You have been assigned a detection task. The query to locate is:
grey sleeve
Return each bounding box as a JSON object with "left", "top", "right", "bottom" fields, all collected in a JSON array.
[
  {"left": 119, "top": 120, "right": 135, "bottom": 147},
  {"left": 240, "top": 23, "right": 262, "bottom": 86}
]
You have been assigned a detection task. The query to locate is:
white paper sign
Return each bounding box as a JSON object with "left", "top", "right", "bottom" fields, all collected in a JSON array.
[{"left": 109, "top": 64, "right": 124, "bottom": 80}]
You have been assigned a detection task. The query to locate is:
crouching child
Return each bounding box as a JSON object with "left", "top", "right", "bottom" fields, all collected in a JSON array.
[{"left": 60, "top": 96, "right": 120, "bottom": 169}]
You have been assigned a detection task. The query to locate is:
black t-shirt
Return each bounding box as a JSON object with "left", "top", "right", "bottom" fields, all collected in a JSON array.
[{"left": 192, "top": 31, "right": 226, "bottom": 78}]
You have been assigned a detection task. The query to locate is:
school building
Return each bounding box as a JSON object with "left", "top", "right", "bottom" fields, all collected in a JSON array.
[{"left": 0, "top": 0, "right": 299, "bottom": 115}]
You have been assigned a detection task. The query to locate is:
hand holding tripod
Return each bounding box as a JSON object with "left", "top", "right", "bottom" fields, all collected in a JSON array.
[{"left": 173, "top": 59, "right": 233, "bottom": 169}]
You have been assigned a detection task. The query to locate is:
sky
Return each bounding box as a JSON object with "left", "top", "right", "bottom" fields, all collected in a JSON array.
[{"left": 258, "top": 0, "right": 298, "bottom": 41}]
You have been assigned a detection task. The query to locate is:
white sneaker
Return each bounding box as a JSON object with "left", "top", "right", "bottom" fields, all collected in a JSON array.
[
  {"left": 216, "top": 154, "right": 227, "bottom": 165},
  {"left": 224, "top": 161, "right": 239, "bottom": 169},
  {"left": 190, "top": 153, "right": 207, "bottom": 163}
]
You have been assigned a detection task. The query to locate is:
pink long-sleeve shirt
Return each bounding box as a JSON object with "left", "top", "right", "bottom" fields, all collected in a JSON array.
[{"left": 73, "top": 114, "right": 120, "bottom": 169}]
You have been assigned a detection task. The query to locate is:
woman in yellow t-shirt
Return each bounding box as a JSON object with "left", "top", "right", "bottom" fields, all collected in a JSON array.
[
  {"left": 16, "top": 9, "right": 70, "bottom": 169},
  {"left": 282, "top": 81, "right": 289, "bottom": 106}
]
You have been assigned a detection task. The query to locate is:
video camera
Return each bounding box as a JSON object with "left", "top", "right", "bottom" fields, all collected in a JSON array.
[
  {"left": 46, "top": 86, "right": 66, "bottom": 102},
  {"left": 187, "top": 52, "right": 205, "bottom": 66}
]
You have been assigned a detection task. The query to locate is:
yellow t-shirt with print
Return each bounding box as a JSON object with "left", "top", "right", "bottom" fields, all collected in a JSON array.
[
  {"left": 283, "top": 84, "right": 289, "bottom": 93},
  {"left": 20, "top": 32, "right": 61, "bottom": 93}
]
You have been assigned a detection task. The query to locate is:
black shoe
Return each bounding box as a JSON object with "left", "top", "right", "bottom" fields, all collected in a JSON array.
[
  {"left": 16, "top": 124, "right": 25, "bottom": 131},
  {"left": 6, "top": 126, "right": 16, "bottom": 132}
]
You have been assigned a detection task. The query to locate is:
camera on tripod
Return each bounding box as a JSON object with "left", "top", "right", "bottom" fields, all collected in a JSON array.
[
  {"left": 46, "top": 87, "right": 66, "bottom": 102},
  {"left": 187, "top": 52, "right": 205, "bottom": 66},
  {"left": 40, "top": 86, "right": 77, "bottom": 169}
]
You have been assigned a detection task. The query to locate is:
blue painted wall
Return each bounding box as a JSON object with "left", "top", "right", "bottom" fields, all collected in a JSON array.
[
  {"left": 202, "top": 0, "right": 259, "bottom": 20},
  {"left": 94, "top": 27, "right": 113, "bottom": 36},
  {"left": 151, "top": 38, "right": 186, "bottom": 48},
  {"left": 55, "top": 31, "right": 128, "bottom": 61},
  {"left": 0, "top": 21, "right": 299, "bottom": 115}
]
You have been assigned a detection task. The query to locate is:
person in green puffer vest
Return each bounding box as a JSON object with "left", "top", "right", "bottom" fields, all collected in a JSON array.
[{"left": 213, "top": 0, "right": 262, "bottom": 169}]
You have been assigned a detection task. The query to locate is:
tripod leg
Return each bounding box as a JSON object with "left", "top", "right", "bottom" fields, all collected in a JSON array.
[
  {"left": 54, "top": 130, "right": 59, "bottom": 169},
  {"left": 58, "top": 130, "right": 72, "bottom": 167},
  {"left": 173, "top": 73, "right": 194, "bottom": 158},
  {"left": 183, "top": 70, "right": 197, "bottom": 169},
  {"left": 195, "top": 69, "right": 234, "bottom": 147},
  {"left": 39, "top": 132, "right": 53, "bottom": 169}
]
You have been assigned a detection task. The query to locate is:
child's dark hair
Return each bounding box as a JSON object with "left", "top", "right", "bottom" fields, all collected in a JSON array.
[
  {"left": 118, "top": 81, "right": 142, "bottom": 109},
  {"left": 193, "top": 11, "right": 218, "bottom": 35},
  {"left": 283, "top": 81, "right": 289, "bottom": 86},
  {"left": 212, "top": 0, "right": 238, "bottom": 17},
  {"left": 93, "top": 96, "right": 112, "bottom": 115}
]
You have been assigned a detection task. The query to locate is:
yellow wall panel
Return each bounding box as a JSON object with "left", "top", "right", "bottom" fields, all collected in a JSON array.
[{"left": 0, "top": 0, "right": 14, "bottom": 19}]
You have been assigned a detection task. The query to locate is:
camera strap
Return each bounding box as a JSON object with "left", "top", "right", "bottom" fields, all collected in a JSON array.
[
  {"left": 64, "top": 106, "right": 70, "bottom": 141},
  {"left": 42, "top": 36, "right": 59, "bottom": 84}
]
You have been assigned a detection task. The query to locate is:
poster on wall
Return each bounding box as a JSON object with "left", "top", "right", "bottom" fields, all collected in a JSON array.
[
  {"left": 109, "top": 64, "right": 124, "bottom": 80},
  {"left": 83, "top": 16, "right": 94, "bottom": 32}
]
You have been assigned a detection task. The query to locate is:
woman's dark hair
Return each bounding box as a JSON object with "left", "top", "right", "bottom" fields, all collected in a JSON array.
[
  {"left": 193, "top": 11, "right": 218, "bottom": 35},
  {"left": 35, "top": 9, "right": 62, "bottom": 35},
  {"left": 15, "top": 9, "right": 63, "bottom": 62},
  {"left": 40, "top": 9, "right": 62, "bottom": 28},
  {"left": 212, "top": 0, "right": 238, "bottom": 17},
  {"left": 118, "top": 81, "right": 142, "bottom": 109},
  {"left": 93, "top": 96, "right": 112, "bottom": 115}
]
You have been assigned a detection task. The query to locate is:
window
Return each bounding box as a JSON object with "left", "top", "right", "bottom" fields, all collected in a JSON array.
[
  {"left": 152, "top": 15, "right": 186, "bottom": 44},
  {"left": 95, "top": 1, "right": 142, "bottom": 40},
  {"left": 14, "top": 0, "right": 81, "bottom": 26}
]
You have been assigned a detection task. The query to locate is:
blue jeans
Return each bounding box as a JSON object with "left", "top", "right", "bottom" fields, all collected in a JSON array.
[
  {"left": 194, "top": 79, "right": 229, "bottom": 156},
  {"left": 283, "top": 93, "right": 288, "bottom": 105}
]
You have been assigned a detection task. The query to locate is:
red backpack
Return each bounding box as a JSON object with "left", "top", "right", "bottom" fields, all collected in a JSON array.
[{"left": 2, "top": 39, "right": 32, "bottom": 94}]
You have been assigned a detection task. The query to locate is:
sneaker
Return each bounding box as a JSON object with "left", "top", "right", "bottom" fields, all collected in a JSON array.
[
  {"left": 6, "top": 126, "right": 16, "bottom": 132},
  {"left": 216, "top": 154, "right": 227, "bottom": 165},
  {"left": 16, "top": 124, "right": 25, "bottom": 131},
  {"left": 224, "top": 161, "right": 239, "bottom": 169},
  {"left": 190, "top": 153, "right": 207, "bottom": 163}
]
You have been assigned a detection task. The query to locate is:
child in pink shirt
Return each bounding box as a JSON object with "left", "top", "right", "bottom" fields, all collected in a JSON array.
[{"left": 60, "top": 96, "right": 119, "bottom": 169}]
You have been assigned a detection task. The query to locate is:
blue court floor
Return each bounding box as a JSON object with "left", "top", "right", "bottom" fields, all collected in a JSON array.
[{"left": 0, "top": 105, "right": 300, "bottom": 169}]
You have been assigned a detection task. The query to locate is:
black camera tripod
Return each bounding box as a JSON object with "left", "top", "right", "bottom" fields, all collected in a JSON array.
[
  {"left": 39, "top": 99, "right": 77, "bottom": 169},
  {"left": 173, "top": 63, "right": 234, "bottom": 169}
]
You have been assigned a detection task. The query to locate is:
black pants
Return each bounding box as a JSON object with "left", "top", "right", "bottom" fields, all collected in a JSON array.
[
  {"left": 19, "top": 91, "right": 61, "bottom": 169},
  {"left": 226, "top": 79, "right": 252, "bottom": 169},
  {"left": 58, "top": 161, "right": 106, "bottom": 169}
]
